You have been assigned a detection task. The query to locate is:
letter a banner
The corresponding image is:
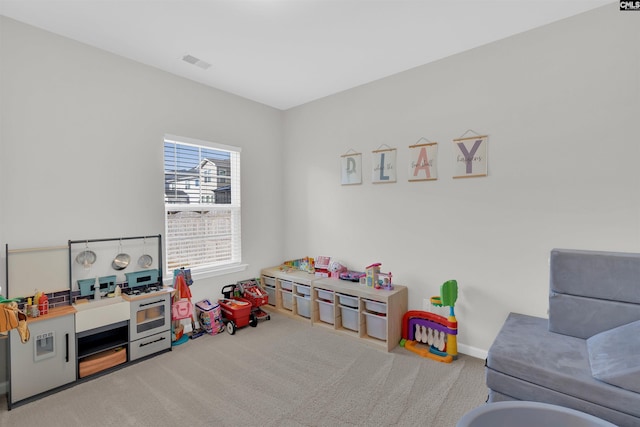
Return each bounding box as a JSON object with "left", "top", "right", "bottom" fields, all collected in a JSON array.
[
  {"left": 453, "top": 135, "right": 488, "bottom": 178},
  {"left": 408, "top": 141, "right": 438, "bottom": 182}
]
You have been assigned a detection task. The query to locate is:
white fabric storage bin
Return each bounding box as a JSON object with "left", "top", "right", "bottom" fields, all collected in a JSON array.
[
  {"left": 338, "top": 293, "right": 358, "bottom": 308},
  {"left": 363, "top": 311, "right": 387, "bottom": 340},
  {"left": 295, "top": 294, "right": 311, "bottom": 318},
  {"left": 316, "top": 299, "right": 334, "bottom": 324},
  {"left": 265, "top": 285, "right": 276, "bottom": 306},
  {"left": 280, "top": 289, "right": 293, "bottom": 310},
  {"left": 295, "top": 283, "right": 311, "bottom": 296},
  {"left": 280, "top": 280, "right": 293, "bottom": 291},
  {"left": 263, "top": 276, "right": 276, "bottom": 287},
  {"left": 317, "top": 288, "right": 334, "bottom": 302},
  {"left": 339, "top": 304, "right": 359, "bottom": 331},
  {"left": 364, "top": 299, "right": 387, "bottom": 314}
]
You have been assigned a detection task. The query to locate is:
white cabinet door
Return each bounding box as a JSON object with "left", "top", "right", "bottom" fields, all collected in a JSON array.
[{"left": 10, "top": 314, "right": 76, "bottom": 405}]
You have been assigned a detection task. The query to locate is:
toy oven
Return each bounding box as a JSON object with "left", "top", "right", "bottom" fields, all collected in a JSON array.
[{"left": 129, "top": 295, "right": 170, "bottom": 342}]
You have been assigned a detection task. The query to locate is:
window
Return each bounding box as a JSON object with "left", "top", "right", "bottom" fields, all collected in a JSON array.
[{"left": 164, "top": 134, "right": 244, "bottom": 278}]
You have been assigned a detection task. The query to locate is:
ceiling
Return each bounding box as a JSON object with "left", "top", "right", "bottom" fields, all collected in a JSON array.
[{"left": 1, "top": 0, "right": 612, "bottom": 110}]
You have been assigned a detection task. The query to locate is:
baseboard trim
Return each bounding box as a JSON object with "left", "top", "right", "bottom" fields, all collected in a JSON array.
[
  {"left": 0, "top": 380, "right": 7, "bottom": 395},
  {"left": 458, "top": 343, "right": 488, "bottom": 360}
]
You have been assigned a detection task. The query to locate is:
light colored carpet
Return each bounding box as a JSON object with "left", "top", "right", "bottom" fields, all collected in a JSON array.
[{"left": 1, "top": 311, "right": 488, "bottom": 426}]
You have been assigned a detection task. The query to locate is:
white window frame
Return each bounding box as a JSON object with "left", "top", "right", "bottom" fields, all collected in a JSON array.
[{"left": 164, "top": 134, "right": 246, "bottom": 281}]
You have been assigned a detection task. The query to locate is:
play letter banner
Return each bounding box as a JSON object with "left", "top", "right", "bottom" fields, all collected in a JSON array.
[
  {"left": 452, "top": 135, "right": 488, "bottom": 178},
  {"left": 340, "top": 152, "right": 362, "bottom": 185},
  {"left": 408, "top": 142, "right": 438, "bottom": 181},
  {"left": 372, "top": 148, "right": 397, "bottom": 183}
]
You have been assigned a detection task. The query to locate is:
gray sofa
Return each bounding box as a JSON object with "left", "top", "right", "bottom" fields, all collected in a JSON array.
[{"left": 485, "top": 248, "right": 640, "bottom": 427}]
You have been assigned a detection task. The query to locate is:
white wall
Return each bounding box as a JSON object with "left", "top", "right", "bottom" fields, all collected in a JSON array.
[
  {"left": 0, "top": 15, "right": 285, "bottom": 281},
  {"left": 0, "top": 16, "right": 285, "bottom": 388},
  {"left": 282, "top": 5, "right": 640, "bottom": 356}
]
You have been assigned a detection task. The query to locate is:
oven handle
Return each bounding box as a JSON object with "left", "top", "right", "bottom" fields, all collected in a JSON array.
[
  {"left": 139, "top": 299, "right": 165, "bottom": 307},
  {"left": 139, "top": 336, "right": 166, "bottom": 347}
]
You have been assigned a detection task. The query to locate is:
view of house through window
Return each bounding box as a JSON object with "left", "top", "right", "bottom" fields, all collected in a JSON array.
[{"left": 164, "top": 135, "right": 241, "bottom": 276}]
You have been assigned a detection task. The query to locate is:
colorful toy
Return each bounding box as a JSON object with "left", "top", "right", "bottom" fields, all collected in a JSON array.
[
  {"left": 362, "top": 263, "right": 393, "bottom": 290},
  {"left": 400, "top": 280, "right": 458, "bottom": 363},
  {"left": 218, "top": 284, "right": 258, "bottom": 335},
  {"left": 236, "top": 279, "right": 271, "bottom": 322},
  {"left": 195, "top": 299, "right": 225, "bottom": 335},
  {"left": 339, "top": 270, "right": 365, "bottom": 282},
  {"left": 282, "top": 257, "right": 314, "bottom": 273},
  {"left": 314, "top": 256, "right": 331, "bottom": 277},
  {"left": 328, "top": 258, "right": 347, "bottom": 278},
  {"left": 171, "top": 270, "right": 201, "bottom": 345}
]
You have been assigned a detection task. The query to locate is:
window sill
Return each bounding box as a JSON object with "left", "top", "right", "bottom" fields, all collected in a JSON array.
[{"left": 164, "top": 263, "right": 248, "bottom": 285}]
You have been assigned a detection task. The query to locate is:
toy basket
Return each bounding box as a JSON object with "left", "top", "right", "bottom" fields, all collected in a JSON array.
[
  {"left": 238, "top": 281, "right": 269, "bottom": 307},
  {"left": 237, "top": 279, "right": 270, "bottom": 321}
]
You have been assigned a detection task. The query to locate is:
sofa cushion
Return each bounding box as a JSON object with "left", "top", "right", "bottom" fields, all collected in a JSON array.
[
  {"left": 486, "top": 313, "right": 640, "bottom": 419},
  {"left": 587, "top": 320, "right": 640, "bottom": 393},
  {"left": 549, "top": 293, "right": 640, "bottom": 339},
  {"left": 550, "top": 249, "right": 640, "bottom": 304},
  {"left": 486, "top": 370, "right": 640, "bottom": 427}
]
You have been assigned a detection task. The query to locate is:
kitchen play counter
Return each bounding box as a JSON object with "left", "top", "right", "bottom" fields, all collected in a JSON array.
[
  {"left": 8, "top": 304, "right": 77, "bottom": 408},
  {"left": 120, "top": 286, "right": 174, "bottom": 302},
  {"left": 23, "top": 304, "right": 76, "bottom": 324}
]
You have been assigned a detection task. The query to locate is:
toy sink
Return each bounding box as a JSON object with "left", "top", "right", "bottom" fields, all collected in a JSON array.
[
  {"left": 98, "top": 275, "right": 117, "bottom": 293},
  {"left": 73, "top": 296, "right": 124, "bottom": 311},
  {"left": 73, "top": 296, "right": 129, "bottom": 333}
]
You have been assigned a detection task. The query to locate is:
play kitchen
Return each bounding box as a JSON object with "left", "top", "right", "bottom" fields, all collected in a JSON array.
[
  {"left": 70, "top": 235, "right": 171, "bottom": 366},
  {"left": 4, "top": 234, "right": 172, "bottom": 409}
]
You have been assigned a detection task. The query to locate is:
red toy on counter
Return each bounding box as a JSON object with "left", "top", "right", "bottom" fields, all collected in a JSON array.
[{"left": 37, "top": 293, "right": 49, "bottom": 315}]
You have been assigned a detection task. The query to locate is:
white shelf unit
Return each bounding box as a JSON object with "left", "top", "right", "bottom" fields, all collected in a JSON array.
[{"left": 260, "top": 267, "right": 408, "bottom": 351}]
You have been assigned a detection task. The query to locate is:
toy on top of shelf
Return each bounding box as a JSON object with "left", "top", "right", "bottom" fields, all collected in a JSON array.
[
  {"left": 364, "top": 263, "right": 380, "bottom": 287},
  {"left": 283, "top": 257, "right": 315, "bottom": 273},
  {"left": 362, "top": 263, "right": 393, "bottom": 290},
  {"left": 328, "top": 258, "right": 347, "bottom": 278},
  {"left": 339, "top": 270, "right": 365, "bottom": 282},
  {"left": 399, "top": 279, "right": 458, "bottom": 363},
  {"left": 315, "top": 256, "right": 331, "bottom": 277}
]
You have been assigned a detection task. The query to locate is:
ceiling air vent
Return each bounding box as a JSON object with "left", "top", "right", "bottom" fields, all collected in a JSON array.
[{"left": 181, "top": 54, "right": 212, "bottom": 70}]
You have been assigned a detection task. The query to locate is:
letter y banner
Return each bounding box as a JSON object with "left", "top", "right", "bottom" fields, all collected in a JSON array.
[{"left": 452, "top": 135, "right": 488, "bottom": 178}]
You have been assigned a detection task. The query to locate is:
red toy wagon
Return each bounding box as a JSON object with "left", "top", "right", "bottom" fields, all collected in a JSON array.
[
  {"left": 218, "top": 284, "right": 257, "bottom": 335},
  {"left": 237, "top": 279, "right": 270, "bottom": 322}
]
